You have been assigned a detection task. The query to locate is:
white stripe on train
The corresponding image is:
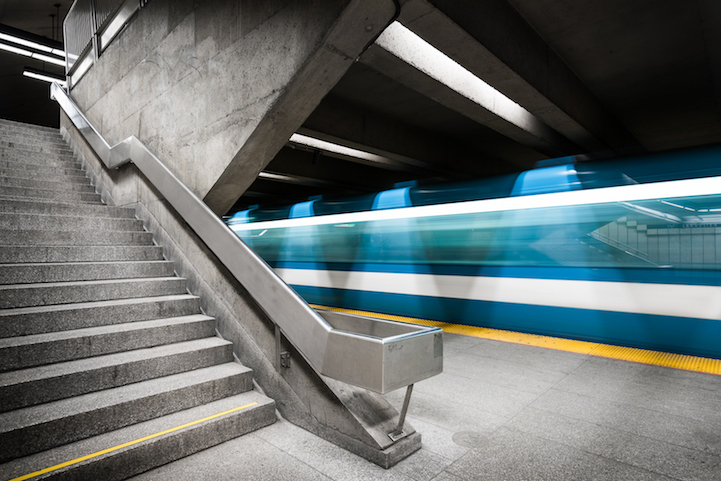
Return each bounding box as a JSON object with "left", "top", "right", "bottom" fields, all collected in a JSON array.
[{"left": 275, "top": 268, "right": 721, "bottom": 321}]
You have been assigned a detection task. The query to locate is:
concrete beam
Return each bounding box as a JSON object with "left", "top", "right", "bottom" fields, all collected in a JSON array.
[
  {"left": 398, "top": 0, "right": 640, "bottom": 155},
  {"left": 360, "top": 39, "right": 577, "bottom": 158},
  {"left": 203, "top": 0, "right": 402, "bottom": 214},
  {"left": 235, "top": 189, "right": 306, "bottom": 208},
  {"left": 71, "top": 0, "right": 401, "bottom": 216},
  {"left": 267, "top": 146, "right": 413, "bottom": 191},
  {"left": 303, "top": 94, "right": 521, "bottom": 177},
  {"left": 240, "top": 178, "right": 346, "bottom": 205}
]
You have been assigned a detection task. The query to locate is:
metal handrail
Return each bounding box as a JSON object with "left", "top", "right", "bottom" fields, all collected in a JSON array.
[
  {"left": 51, "top": 82, "right": 443, "bottom": 394},
  {"left": 51, "top": 82, "right": 332, "bottom": 370}
]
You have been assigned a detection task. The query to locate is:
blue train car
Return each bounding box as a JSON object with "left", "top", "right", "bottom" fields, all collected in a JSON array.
[{"left": 227, "top": 145, "right": 721, "bottom": 358}]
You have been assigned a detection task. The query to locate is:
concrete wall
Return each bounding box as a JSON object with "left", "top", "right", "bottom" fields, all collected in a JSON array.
[{"left": 71, "top": 0, "right": 398, "bottom": 214}]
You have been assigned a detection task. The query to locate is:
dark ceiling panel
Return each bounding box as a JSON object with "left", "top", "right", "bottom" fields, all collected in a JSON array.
[
  {"left": 0, "top": 1, "right": 70, "bottom": 127},
  {"left": 508, "top": 0, "right": 721, "bottom": 150}
]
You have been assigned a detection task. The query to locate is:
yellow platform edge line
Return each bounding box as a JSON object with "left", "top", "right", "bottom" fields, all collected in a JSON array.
[
  {"left": 312, "top": 304, "right": 721, "bottom": 376},
  {"left": 11, "top": 401, "right": 260, "bottom": 481}
]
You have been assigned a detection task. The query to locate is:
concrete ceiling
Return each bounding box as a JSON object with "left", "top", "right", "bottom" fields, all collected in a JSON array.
[
  {"left": 236, "top": 0, "right": 721, "bottom": 212},
  {"left": 507, "top": 0, "right": 721, "bottom": 151},
  {"left": 1, "top": 1, "right": 719, "bottom": 214},
  {"left": 0, "top": 0, "right": 69, "bottom": 127}
]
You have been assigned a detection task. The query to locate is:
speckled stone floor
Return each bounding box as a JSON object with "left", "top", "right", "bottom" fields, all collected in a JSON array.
[{"left": 130, "top": 332, "right": 721, "bottom": 480}]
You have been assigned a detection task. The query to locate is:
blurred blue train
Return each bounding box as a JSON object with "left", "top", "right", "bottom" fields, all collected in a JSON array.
[{"left": 227, "top": 145, "right": 721, "bottom": 358}]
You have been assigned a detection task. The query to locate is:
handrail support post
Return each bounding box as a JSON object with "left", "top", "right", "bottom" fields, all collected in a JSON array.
[
  {"left": 389, "top": 383, "right": 414, "bottom": 441},
  {"left": 275, "top": 325, "right": 290, "bottom": 371}
]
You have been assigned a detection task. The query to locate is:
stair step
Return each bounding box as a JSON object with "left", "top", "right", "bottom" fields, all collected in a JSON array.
[
  {"left": 0, "top": 142, "right": 73, "bottom": 157},
  {"left": 0, "top": 139, "right": 73, "bottom": 156},
  {"left": 0, "top": 119, "right": 60, "bottom": 136},
  {"left": 0, "top": 157, "right": 80, "bottom": 170},
  {"left": 0, "top": 260, "right": 175, "bottom": 285},
  {"left": 0, "top": 130, "right": 68, "bottom": 143},
  {"left": 0, "top": 212, "right": 144, "bottom": 232},
  {"left": 0, "top": 142, "right": 74, "bottom": 158},
  {"left": 0, "top": 123, "right": 60, "bottom": 135},
  {"left": 0, "top": 133, "right": 68, "bottom": 147},
  {"left": 0, "top": 337, "right": 234, "bottom": 412},
  {"left": 0, "top": 314, "right": 216, "bottom": 371},
  {"left": 0, "top": 123, "right": 63, "bottom": 136},
  {"left": 0, "top": 186, "right": 101, "bottom": 204},
  {"left": 0, "top": 168, "right": 90, "bottom": 185},
  {"left": 0, "top": 147, "right": 77, "bottom": 164},
  {"left": 0, "top": 162, "right": 87, "bottom": 178},
  {"left": 0, "top": 198, "right": 135, "bottom": 218},
  {"left": 0, "top": 133, "right": 64, "bottom": 148},
  {"left": 0, "top": 228, "right": 152, "bottom": 246},
  {"left": 0, "top": 390, "right": 275, "bottom": 481},
  {"left": 0, "top": 362, "right": 254, "bottom": 463},
  {"left": 0, "top": 147, "right": 81, "bottom": 163},
  {"left": 0, "top": 277, "right": 187, "bottom": 309},
  {"left": 0, "top": 244, "right": 163, "bottom": 263},
  {"left": 0, "top": 294, "right": 202, "bottom": 337},
  {"left": 0, "top": 176, "right": 95, "bottom": 192},
  {"left": 0, "top": 129, "right": 66, "bottom": 142},
  {"left": 0, "top": 134, "right": 64, "bottom": 147},
  {"left": 0, "top": 152, "right": 80, "bottom": 168}
]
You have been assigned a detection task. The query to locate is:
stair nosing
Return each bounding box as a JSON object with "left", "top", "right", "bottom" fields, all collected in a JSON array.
[
  {"left": 0, "top": 293, "right": 200, "bottom": 318},
  {"left": 0, "top": 363, "right": 250, "bottom": 433},
  {"left": 0, "top": 260, "right": 172, "bottom": 268},
  {"left": 0, "top": 276, "right": 182, "bottom": 291},
  {"left": 0, "top": 314, "right": 214, "bottom": 349},
  {"left": 0, "top": 337, "right": 233, "bottom": 389},
  {"left": 0, "top": 391, "right": 274, "bottom": 480},
  {"left": 0, "top": 212, "right": 142, "bottom": 223}
]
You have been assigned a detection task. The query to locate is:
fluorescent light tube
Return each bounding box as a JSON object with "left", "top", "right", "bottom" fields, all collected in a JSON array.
[
  {"left": 0, "top": 32, "right": 53, "bottom": 53},
  {"left": 258, "top": 172, "right": 298, "bottom": 182},
  {"left": 31, "top": 52, "right": 66, "bottom": 66},
  {"left": 0, "top": 42, "right": 31, "bottom": 56},
  {"left": 23, "top": 70, "right": 66, "bottom": 86},
  {"left": 289, "top": 133, "right": 394, "bottom": 165},
  {"left": 0, "top": 35, "right": 67, "bottom": 65},
  {"left": 375, "top": 22, "right": 540, "bottom": 135}
]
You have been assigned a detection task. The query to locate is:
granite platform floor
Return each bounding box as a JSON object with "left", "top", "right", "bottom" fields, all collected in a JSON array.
[{"left": 129, "top": 332, "right": 721, "bottom": 480}]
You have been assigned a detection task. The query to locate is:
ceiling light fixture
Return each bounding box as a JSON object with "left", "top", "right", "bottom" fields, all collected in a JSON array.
[
  {"left": 257, "top": 172, "right": 299, "bottom": 183},
  {"left": 0, "top": 42, "right": 31, "bottom": 56},
  {"left": 23, "top": 68, "right": 66, "bottom": 86},
  {"left": 289, "top": 133, "right": 393, "bottom": 165},
  {"left": 30, "top": 52, "right": 66, "bottom": 66},
  {"left": 0, "top": 30, "right": 67, "bottom": 65},
  {"left": 0, "top": 32, "right": 54, "bottom": 53},
  {"left": 375, "top": 22, "right": 552, "bottom": 139}
]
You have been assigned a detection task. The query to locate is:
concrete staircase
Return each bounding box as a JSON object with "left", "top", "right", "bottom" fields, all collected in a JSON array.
[{"left": 0, "top": 119, "right": 275, "bottom": 480}]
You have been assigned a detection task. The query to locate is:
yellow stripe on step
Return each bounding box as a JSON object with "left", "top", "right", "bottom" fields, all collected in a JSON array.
[{"left": 11, "top": 402, "right": 259, "bottom": 481}]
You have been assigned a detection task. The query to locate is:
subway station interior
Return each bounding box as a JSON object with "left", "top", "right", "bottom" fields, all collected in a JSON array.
[{"left": 1, "top": 0, "right": 720, "bottom": 479}]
